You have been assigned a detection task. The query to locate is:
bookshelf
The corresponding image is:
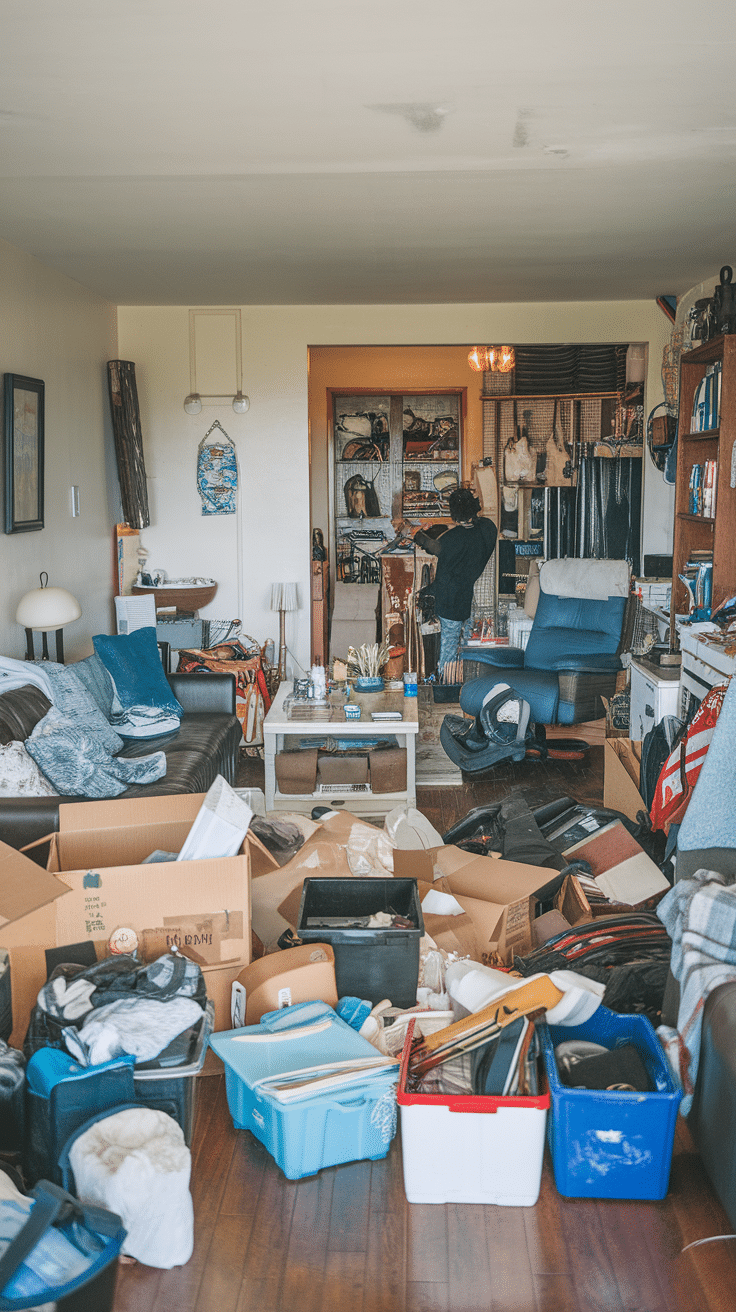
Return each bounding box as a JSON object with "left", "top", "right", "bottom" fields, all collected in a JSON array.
[{"left": 671, "top": 335, "right": 736, "bottom": 646}]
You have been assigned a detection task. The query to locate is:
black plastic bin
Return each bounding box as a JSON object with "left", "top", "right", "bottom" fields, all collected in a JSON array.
[{"left": 296, "top": 877, "right": 424, "bottom": 1008}]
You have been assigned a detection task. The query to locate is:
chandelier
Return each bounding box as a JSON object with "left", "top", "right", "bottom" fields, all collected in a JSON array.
[{"left": 468, "top": 345, "right": 515, "bottom": 373}]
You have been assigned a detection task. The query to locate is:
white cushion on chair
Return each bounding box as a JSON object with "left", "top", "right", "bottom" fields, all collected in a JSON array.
[{"left": 540, "top": 557, "right": 630, "bottom": 600}]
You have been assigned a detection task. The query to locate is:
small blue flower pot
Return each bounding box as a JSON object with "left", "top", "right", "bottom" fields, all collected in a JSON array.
[{"left": 354, "top": 676, "right": 384, "bottom": 692}]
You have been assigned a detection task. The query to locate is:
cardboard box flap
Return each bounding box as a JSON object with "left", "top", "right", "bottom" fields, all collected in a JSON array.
[
  {"left": 393, "top": 844, "right": 478, "bottom": 882},
  {"left": 58, "top": 792, "right": 206, "bottom": 834},
  {"left": 0, "top": 841, "right": 71, "bottom": 929},
  {"left": 52, "top": 794, "right": 276, "bottom": 877},
  {"left": 442, "top": 856, "right": 556, "bottom": 906},
  {"left": 603, "top": 738, "right": 646, "bottom": 824}
]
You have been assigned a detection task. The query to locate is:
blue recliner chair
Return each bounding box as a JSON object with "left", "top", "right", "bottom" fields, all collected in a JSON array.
[{"left": 441, "top": 558, "right": 631, "bottom": 768}]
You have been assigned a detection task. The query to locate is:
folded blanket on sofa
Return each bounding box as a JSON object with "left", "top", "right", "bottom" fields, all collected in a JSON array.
[{"left": 26, "top": 708, "right": 167, "bottom": 798}]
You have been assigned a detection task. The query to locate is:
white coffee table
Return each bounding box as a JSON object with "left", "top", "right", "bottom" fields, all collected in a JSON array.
[{"left": 263, "top": 681, "right": 418, "bottom": 815}]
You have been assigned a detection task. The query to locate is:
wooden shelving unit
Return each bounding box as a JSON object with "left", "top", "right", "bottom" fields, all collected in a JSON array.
[{"left": 671, "top": 335, "right": 736, "bottom": 646}]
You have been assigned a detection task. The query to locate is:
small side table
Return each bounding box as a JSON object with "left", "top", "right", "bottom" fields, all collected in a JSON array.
[{"left": 263, "top": 681, "right": 419, "bottom": 815}]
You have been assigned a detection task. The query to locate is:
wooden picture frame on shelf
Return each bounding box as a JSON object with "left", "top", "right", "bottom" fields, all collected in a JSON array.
[{"left": 4, "top": 373, "right": 44, "bottom": 534}]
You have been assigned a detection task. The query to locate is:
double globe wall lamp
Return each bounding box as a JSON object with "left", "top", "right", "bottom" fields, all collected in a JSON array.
[
  {"left": 184, "top": 308, "right": 250, "bottom": 415},
  {"left": 467, "top": 345, "right": 515, "bottom": 373}
]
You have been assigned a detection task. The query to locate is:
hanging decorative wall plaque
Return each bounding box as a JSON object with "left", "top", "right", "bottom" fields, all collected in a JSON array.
[{"left": 196, "top": 419, "right": 238, "bottom": 515}]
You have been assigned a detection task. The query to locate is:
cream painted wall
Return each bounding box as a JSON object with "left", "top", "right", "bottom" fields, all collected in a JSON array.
[
  {"left": 118, "top": 301, "right": 673, "bottom": 670},
  {"left": 0, "top": 237, "right": 118, "bottom": 662}
]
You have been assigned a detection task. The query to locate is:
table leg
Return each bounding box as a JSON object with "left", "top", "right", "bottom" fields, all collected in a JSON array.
[
  {"left": 264, "top": 730, "right": 277, "bottom": 810},
  {"left": 405, "top": 732, "right": 416, "bottom": 808}
]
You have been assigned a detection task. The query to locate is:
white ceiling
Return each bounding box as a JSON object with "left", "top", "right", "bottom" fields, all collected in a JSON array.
[{"left": 1, "top": 0, "right": 734, "bottom": 306}]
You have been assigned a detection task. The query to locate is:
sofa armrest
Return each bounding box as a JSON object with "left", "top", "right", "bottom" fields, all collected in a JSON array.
[{"left": 167, "top": 671, "right": 237, "bottom": 716}]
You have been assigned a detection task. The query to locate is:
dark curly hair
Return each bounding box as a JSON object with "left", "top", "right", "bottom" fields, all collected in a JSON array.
[{"left": 448, "top": 487, "right": 481, "bottom": 523}]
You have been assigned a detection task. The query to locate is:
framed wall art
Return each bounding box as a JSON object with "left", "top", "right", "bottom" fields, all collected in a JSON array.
[{"left": 4, "top": 373, "right": 44, "bottom": 533}]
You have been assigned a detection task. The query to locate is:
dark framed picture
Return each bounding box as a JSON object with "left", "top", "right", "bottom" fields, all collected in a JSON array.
[{"left": 4, "top": 373, "right": 44, "bottom": 533}]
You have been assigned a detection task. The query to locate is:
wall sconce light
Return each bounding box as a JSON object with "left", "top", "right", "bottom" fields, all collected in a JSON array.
[
  {"left": 184, "top": 309, "right": 250, "bottom": 415},
  {"left": 468, "top": 345, "right": 515, "bottom": 374},
  {"left": 16, "top": 572, "right": 82, "bottom": 663}
]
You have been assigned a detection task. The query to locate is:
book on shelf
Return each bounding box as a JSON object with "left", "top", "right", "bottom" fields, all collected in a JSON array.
[
  {"left": 688, "top": 462, "right": 718, "bottom": 517},
  {"left": 690, "top": 361, "right": 722, "bottom": 433}
]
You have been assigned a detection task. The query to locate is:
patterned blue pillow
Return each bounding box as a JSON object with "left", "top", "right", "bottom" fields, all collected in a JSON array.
[{"left": 93, "top": 627, "right": 183, "bottom": 739}]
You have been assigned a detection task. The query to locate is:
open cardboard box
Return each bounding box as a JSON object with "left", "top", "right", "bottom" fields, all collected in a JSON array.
[
  {"left": 603, "top": 737, "right": 645, "bottom": 823},
  {"left": 0, "top": 793, "right": 279, "bottom": 1045},
  {"left": 393, "top": 848, "right": 566, "bottom": 966}
]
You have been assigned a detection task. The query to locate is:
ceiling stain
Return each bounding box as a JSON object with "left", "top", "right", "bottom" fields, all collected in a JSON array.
[
  {"left": 368, "top": 103, "right": 449, "bottom": 133},
  {"left": 513, "top": 109, "right": 532, "bottom": 148}
]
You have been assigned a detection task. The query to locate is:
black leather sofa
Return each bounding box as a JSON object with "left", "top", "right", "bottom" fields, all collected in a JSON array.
[
  {"left": 0, "top": 672, "right": 241, "bottom": 860},
  {"left": 688, "top": 980, "right": 736, "bottom": 1228}
]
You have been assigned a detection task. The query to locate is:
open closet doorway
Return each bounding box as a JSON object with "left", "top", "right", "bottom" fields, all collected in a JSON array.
[{"left": 308, "top": 343, "right": 645, "bottom": 672}]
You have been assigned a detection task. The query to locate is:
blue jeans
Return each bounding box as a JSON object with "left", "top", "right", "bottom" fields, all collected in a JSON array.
[{"left": 438, "top": 616, "right": 472, "bottom": 677}]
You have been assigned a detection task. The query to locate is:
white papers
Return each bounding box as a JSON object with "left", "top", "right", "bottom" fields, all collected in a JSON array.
[
  {"left": 177, "top": 775, "right": 253, "bottom": 862},
  {"left": 114, "top": 593, "right": 157, "bottom": 635},
  {"left": 421, "top": 888, "right": 466, "bottom": 917}
]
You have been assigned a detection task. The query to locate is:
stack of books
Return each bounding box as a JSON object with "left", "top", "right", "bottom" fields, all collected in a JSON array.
[
  {"left": 690, "top": 361, "right": 722, "bottom": 433},
  {"left": 679, "top": 550, "right": 713, "bottom": 613},
  {"left": 688, "top": 461, "right": 718, "bottom": 517}
]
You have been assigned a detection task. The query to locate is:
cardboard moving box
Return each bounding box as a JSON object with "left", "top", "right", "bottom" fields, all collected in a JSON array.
[
  {"left": 394, "top": 848, "right": 565, "bottom": 965},
  {"left": 603, "top": 738, "right": 645, "bottom": 823},
  {"left": 0, "top": 793, "right": 278, "bottom": 1044}
]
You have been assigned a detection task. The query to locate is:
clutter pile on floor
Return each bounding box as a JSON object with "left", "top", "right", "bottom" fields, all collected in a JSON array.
[{"left": 0, "top": 763, "right": 712, "bottom": 1304}]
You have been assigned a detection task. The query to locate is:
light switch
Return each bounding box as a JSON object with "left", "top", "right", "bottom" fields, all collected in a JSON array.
[{"left": 71, "top": 486, "right": 80, "bottom": 517}]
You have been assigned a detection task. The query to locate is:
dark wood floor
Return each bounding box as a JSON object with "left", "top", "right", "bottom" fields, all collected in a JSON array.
[{"left": 112, "top": 746, "right": 736, "bottom": 1311}]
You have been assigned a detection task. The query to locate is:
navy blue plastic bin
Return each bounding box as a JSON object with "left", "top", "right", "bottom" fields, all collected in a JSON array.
[
  {"left": 24, "top": 1005, "right": 212, "bottom": 1185},
  {"left": 538, "top": 1006, "right": 682, "bottom": 1200}
]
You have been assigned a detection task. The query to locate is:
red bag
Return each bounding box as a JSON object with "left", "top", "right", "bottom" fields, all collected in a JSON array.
[{"left": 650, "top": 682, "right": 729, "bottom": 832}]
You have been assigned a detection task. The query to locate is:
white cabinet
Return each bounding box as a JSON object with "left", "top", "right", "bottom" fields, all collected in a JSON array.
[{"left": 629, "top": 658, "right": 681, "bottom": 741}]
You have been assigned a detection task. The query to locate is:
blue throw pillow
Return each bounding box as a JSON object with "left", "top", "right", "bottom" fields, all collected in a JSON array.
[{"left": 93, "top": 627, "right": 183, "bottom": 739}]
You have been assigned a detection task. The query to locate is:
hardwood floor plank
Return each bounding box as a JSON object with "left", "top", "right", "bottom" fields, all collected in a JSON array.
[
  {"left": 594, "top": 1199, "right": 668, "bottom": 1312},
  {"left": 405, "top": 1204, "right": 448, "bottom": 1284},
  {"left": 524, "top": 1162, "right": 574, "bottom": 1277},
  {"left": 556, "top": 1195, "right": 625, "bottom": 1312},
  {"left": 532, "top": 1273, "right": 580, "bottom": 1312},
  {"left": 328, "top": 1158, "right": 373, "bottom": 1252},
  {"left": 319, "top": 1250, "right": 367, "bottom": 1312},
  {"left": 446, "top": 1204, "right": 491, "bottom": 1309},
  {"left": 219, "top": 1128, "right": 269, "bottom": 1219},
  {"left": 364, "top": 1209, "right": 407, "bottom": 1312},
  {"left": 194, "top": 1213, "right": 252, "bottom": 1312},
  {"left": 486, "top": 1205, "right": 538, "bottom": 1312},
  {"left": 280, "top": 1170, "right": 335, "bottom": 1312},
  {"left": 406, "top": 1280, "right": 449, "bottom": 1312},
  {"left": 369, "top": 1136, "right": 406, "bottom": 1215},
  {"left": 114, "top": 1259, "right": 162, "bottom": 1312},
  {"left": 241, "top": 1153, "right": 298, "bottom": 1284}
]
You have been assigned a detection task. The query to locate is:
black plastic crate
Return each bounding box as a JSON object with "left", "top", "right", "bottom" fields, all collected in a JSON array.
[{"left": 296, "top": 877, "right": 424, "bottom": 1009}]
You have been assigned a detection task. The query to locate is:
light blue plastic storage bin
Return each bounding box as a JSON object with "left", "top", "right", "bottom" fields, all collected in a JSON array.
[
  {"left": 538, "top": 1006, "right": 682, "bottom": 1200},
  {"left": 209, "top": 1001, "right": 399, "bottom": 1179}
]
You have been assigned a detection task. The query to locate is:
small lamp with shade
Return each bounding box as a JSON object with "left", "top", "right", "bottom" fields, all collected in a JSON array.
[{"left": 16, "top": 572, "right": 82, "bottom": 663}]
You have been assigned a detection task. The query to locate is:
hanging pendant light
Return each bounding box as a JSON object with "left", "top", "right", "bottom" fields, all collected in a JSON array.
[{"left": 467, "top": 345, "right": 515, "bottom": 373}]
